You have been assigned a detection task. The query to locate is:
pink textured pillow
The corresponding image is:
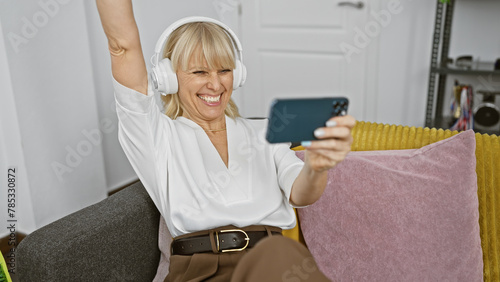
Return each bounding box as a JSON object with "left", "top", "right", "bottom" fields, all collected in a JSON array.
[
  {"left": 153, "top": 216, "right": 171, "bottom": 282},
  {"left": 297, "top": 130, "right": 483, "bottom": 281}
]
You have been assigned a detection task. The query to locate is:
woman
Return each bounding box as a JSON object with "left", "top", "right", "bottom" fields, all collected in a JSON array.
[{"left": 96, "top": 0, "right": 355, "bottom": 281}]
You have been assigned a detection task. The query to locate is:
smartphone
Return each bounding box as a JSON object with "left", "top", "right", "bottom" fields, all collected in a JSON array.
[{"left": 265, "top": 97, "right": 349, "bottom": 143}]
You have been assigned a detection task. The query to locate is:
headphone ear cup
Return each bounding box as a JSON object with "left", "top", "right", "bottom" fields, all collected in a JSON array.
[
  {"left": 232, "top": 60, "right": 247, "bottom": 90},
  {"left": 153, "top": 58, "right": 178, "bottom": 95}
]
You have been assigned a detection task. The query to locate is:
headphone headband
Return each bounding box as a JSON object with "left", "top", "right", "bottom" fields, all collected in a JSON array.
[{"left": 152, "top": 16, "right": 243, "bottom": 67}]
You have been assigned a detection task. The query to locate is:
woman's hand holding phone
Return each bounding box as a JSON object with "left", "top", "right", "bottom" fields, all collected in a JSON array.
[
  {"left": 265, "top": 97, "right": 355, "bottom": 172},
  {"left": 300, "top": 115, "right": 356, "bottom": 172},
  {"left": 288, "top": 111, "right": 356, "bottom": 206}
]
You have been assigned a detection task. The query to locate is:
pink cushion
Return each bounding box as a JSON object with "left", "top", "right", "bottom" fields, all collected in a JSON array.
[
  {"left": 297, "top": 130, "right": 483, "bottom": 281},
  {"left": 153, "top": 216, "right": 171, "bottom": 282}
]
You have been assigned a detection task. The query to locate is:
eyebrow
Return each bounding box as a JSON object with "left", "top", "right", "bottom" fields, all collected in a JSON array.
[
  {"left": 186, "top": 66, "right": 232, "bottom": 72},
  {"left": 188, "top": 66, "right": 209, "bottom": 70}
]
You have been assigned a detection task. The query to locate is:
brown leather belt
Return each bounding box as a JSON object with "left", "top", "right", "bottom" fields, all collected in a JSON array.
[{"left": 171, "top": 228, "right": 282, "bottom": 255}]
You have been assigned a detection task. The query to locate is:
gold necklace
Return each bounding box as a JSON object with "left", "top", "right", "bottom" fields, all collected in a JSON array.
[{"left": 203, "top": 127, "right": 226, "bottom": 132}]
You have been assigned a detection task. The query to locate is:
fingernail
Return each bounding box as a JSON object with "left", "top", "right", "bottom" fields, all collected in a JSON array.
[
  {"left": 301, "top": 141, "right": 312, "bottom": 147},
  {"left": 326, "top": 120, "right": 337, "bottom": 127},
  {"left": 314, "top": 129, "right": 325, "bottom": 137}
]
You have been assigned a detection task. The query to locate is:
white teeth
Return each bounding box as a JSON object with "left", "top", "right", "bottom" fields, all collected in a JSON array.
[{"left": 198, "top": 95, "right": 221, "bottom": 103}]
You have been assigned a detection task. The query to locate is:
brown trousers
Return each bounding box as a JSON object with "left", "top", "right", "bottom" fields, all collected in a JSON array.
[{"left": 165, "top": 226, "right": 329, "bottom": 282}]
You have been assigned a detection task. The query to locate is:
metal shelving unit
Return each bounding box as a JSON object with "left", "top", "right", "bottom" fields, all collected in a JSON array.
[{"left": 425, "top": 0, "right": 500, "bottom": 131}]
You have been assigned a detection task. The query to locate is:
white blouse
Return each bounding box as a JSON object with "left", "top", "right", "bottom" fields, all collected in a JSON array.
[{"left": 113, "top": 78, "right": 304, "bottom": 238}]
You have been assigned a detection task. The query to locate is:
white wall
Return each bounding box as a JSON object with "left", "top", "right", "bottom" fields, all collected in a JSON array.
[
  {"left": 0, "top": 0, "right": 108, "bottom": 233},
  {"left": 376, "top": 0, "right": 436, "bottom": 127},
  {"left": 450, "top": 0, "right": 500, "bottom": 62},
  {"left": 0, "top": 19, "right": 37, "bottom": 238}
]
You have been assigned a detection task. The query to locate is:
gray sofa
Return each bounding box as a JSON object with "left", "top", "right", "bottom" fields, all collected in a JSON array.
[{"left": 17, "top": 181, "right": 161, "bottom": 281}]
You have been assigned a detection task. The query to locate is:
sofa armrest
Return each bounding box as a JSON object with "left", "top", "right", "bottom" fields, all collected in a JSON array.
[{"left": 17, "top": 181, "right": 161, "bottom": 282}]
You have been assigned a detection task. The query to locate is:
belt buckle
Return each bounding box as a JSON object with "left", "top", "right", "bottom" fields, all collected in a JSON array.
[{"left": 216, "top": 229, "right": 250, "bottom": 253}]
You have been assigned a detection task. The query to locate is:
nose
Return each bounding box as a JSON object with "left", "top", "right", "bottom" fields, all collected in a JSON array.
[{"left": 207, "top": 72, "right": 222, "bottom": 91}]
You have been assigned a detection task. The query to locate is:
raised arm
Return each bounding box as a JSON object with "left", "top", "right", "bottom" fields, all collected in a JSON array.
[{"left": 96, "top": 0, "right": 148, "bottom": 94}]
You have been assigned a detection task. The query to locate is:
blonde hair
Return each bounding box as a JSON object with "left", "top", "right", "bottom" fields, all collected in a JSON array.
[{"left": 160, "top": 22, "right": 241, "bottom": 119}]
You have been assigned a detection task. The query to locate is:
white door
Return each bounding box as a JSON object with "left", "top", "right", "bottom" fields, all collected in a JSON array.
[{"left": 238, "top": 0, "right": 379, "bottom": 121}]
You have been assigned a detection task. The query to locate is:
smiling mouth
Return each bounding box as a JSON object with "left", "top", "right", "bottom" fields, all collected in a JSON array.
[{"left": 197, "top": 94, "right": 221, "bottom": 103}]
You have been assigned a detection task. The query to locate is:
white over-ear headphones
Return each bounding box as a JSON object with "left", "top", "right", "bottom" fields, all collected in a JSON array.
[{"left": 150, "top": 16, "right": 247, "bottom": 95}]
